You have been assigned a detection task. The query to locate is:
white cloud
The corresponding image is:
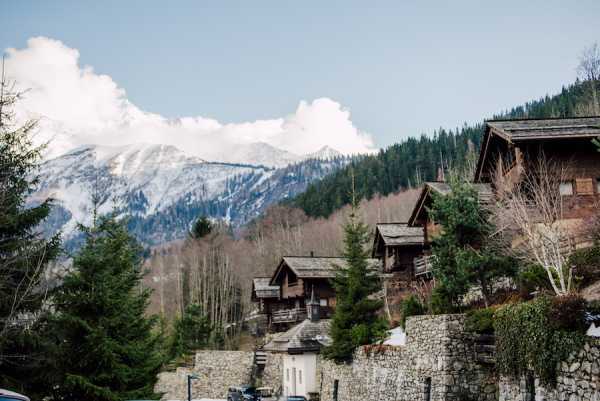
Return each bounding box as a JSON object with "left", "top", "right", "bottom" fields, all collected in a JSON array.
[{"left": 4, "top": 37, "right": 376, "bottom": 162}]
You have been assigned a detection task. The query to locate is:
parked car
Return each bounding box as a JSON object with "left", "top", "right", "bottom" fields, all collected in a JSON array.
[
  {"left": 227, "top": 385, "right": 260, "bottom": 401},
  {"left": 286, "top": 396, "right": 308, "bottom": 401},
  {"left": 0, "top": 389, "right": 30, "bottom": 401}
]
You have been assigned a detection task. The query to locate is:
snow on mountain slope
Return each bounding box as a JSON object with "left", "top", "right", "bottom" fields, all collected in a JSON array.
[
  {"left": 306, "top": 145, "right": 343, "bottom": 160},
  {"left": 34, "top": 143, "right": 348, "bottom": 250},
  {"left": 211, "top": 142, "right": 302, "bottom": 168}
]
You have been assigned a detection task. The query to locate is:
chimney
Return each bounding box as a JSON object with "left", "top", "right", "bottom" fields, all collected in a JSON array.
[{"left": 306, "top": 286, "right": 320, "bottom": 322}]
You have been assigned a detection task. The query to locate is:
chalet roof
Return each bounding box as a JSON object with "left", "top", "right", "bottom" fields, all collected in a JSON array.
[
  {"left": 271, "top": 256, "right": 380, "bottom": 285},
  {"left": 475, "top": 116, "right": 600, "bottom": 181},
  {"left": 486, "top": 117, "right": 600, "bottom": 142},
  {"left": 252, "top": 277, "right": 279, "bottom": 299},
  {"left": 407, "top": 182, "right": 493, "bottom": 226},
  {"left": 263, "top": 318, "right": 331, "bottom": 353},
  {"left": 375, "top": 223, "right": 424, "bottom": 246}
]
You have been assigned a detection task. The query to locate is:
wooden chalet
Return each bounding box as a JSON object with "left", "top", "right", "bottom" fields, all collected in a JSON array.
[
  {"left": 251, "top": 277, "right": 280, "bottom": 314},
  {"left": 371, "top": 223, "right": 427, "bottom": 321},
  {"left": 475, "top": 116, "right": 600, "bottom": 221},
  {"left": 372, "top": 223, "right": 425, "bottom": 273},
  {"left": 266, "top": 255, "right": 379, "bottom": 330},
  {"left": 407, "top": 182, "right": 493, "bottom": 275}
]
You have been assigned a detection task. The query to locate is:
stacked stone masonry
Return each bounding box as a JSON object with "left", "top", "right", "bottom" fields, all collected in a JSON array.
[
  {"left": 499, "top": 339, "right": 600, "bottom": 401},
  {"left": 318, "top": 314, "right": 497, "bottom": 401},
  {"left": 155, "top": 350, "right": 255, "bottom": 400},
  {"left": 154, "top": 316, "right": 599, "bottom": 401},
  {"left": 155, "top": 350, "right": 283, "bottom": 400}
]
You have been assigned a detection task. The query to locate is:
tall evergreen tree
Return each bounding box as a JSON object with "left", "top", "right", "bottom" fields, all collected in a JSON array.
[
  {"left": 429, "top": 176, "right": 516, "bottom": 312},
  {"left": 0, "top": 71, "right": 60, "bottom": 387},
  {"left": 190, "top": 215, "right": 213, "bottom": 239},
  {"left": 169, "top": 303, "right": 211, "bottom": 359},
  {"left": 45, "top": 214, "right": 163, "bottom": 401},
  {"left": 323, "top": 187, "right": 387, "bottom": 363}
]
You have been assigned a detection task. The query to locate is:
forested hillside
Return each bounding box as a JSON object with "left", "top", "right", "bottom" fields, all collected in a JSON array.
[{"left": 292, "top": 80, "right": 598, "bottom": 218}]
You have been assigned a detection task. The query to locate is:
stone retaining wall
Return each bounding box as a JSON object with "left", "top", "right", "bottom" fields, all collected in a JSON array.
[
  {"left": 499, "top": 339, "right": 600, "bottom": 401},
  {"left": 261, "top": 351, "right": 283, "bottom": 393},
  {"left": 155, "top": 350, "right": 254, "bottom": 400},
  {"left": 318, "top": 314, "right": 497, "bottom": 401}
]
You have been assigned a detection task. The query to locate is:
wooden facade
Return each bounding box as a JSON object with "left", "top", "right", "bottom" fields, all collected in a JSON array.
[
  {"left": 475, "top": 117, "right": 600, "bottom": 221},
  {"left": 408, "top": 182, "right": 493, "bottom": 245},
  {"left": 253, "top": 256, "right": 378, "bottom": 332}
]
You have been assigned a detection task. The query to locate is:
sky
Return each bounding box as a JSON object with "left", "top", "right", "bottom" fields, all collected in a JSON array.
[{"left": 1, "top": 1, "right": 599, "bottom": 158}]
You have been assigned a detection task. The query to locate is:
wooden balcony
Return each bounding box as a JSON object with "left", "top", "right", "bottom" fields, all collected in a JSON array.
[
  {"left": 271, "top": 307, "right": 307, "bottom": 324},
  {"left": 413, "top": 255, "right": 434, "bottom": 276}
]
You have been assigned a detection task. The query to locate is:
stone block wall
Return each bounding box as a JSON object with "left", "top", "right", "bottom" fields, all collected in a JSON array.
[
  {"left": 318, "top": 314, "right": 497, "bottom": 401},
  {"left": 155, "top": 350, "right": 254, "bottom": 400},
  {"left": 499, "top": 339, "right": 600, "bottom": 401},
  {"left": 261, "top": 351, "right": 283, "bottom": 394}
]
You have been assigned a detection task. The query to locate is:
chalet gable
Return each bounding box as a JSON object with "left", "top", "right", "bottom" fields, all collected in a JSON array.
[
  {"left": 372, "top": 223, "right": 424, "bottom": 257},
  {"left": 407, "top": 182, "right": 492, "bottom": 227},
  {"left": 475, "top": 116, "right": 600, "bottom": 182},
  {"left": 251, "top": 277, "right": 280, "bottom": 301},
  {"left": 269, "top": 256, "right": 380, "bottom": 286}
]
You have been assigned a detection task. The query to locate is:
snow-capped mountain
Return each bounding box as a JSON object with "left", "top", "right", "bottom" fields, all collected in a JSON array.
[
  {"left": 212, "top": 142, "right": 302, "bottom": 168},
  {"left": 33, "top": 143, "right": 348, "bottom": 251},
  {"left": 306, "top": 145, "right": 343, "bottom": 160}
]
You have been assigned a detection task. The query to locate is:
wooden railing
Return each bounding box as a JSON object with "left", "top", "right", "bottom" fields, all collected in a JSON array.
[
  {"left": 271, "top": 307, "right": 307, "bottom": 324},
  {"left": 413, "top": 255, "right": 434, "bottom": 276}
]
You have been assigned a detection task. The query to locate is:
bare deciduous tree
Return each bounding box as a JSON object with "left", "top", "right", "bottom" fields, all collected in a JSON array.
[
  {"left": 489, "top": 154, "right": 577, "bottom": 296},
  {"left": 577, "top": 42, "right": 600, "bottom": 115}
]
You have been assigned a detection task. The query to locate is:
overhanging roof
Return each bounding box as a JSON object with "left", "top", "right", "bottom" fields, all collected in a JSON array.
[
  {"left": 407, "top": 182, "right": 492, "bottom": 226},
  {"left": 269, "top": 256, "right": 380, "bottom": 285},
  {"left": 475, "top": 116, "right": 600, "bottom": 181}
]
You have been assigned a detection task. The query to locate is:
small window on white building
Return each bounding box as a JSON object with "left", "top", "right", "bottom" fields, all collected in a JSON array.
[
  {"left": 559, "top": 181, "right": 574, "bottom": 196},
  {"left": 299, "top": 369, "right": 302, "bottom": 384},
  {"left": 320, "top": 298, "right": 327, "bottom": 307},
  {"left": 286, "top": 368, "right": 289, "bottom": 381}
]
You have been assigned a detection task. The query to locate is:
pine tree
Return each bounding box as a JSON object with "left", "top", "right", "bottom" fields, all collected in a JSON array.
[
  {"left": 46, "top": 214, "right": 163, "bottom": 401},
  {"left": 169, "top": 303, "right": 211, "bottom": 359},
  {"left": 323, "top": 185, "right": 387, "bottom": 363},
  {"left": 0, "top": 68, "right": 60, "bottom": 388},
  {"left": 429, "top": 176, "right": 516, "bottom": 312},
  {"left": 190, "top": 215, "right": 212, "bottom": 239}
]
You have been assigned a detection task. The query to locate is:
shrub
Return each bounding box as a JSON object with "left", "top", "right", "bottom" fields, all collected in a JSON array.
[
  {"left": 569, "top": 245, "right": 600, "bottom": 288},
  {"left": 517, "top": 264, "right": 553, "bottom": 298},
  {"left": 400, "top": 295, "right": 425, "bottom": 329},
  {"left": 549, "top": 294, "right": 588, "bottom": 331},
  {"left": 494, "top": 296, "right": 586, "bottom": 384},
  {"left": 465, "top": 307, "right": 496, "bottom": 334}
]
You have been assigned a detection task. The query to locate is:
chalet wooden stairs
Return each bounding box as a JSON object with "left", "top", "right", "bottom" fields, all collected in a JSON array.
[{"left": 473, "top": 334, "right": 496, "bottom": 365}]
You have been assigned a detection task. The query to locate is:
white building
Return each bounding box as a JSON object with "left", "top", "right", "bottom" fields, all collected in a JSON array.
[{"left": 263, "top": 291, "right": 331, "bottom": 399}]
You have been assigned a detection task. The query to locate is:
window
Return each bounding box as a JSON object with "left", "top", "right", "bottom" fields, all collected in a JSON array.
[
  {"left": 286, "top": 368, "right": 289, "bottom": 381},
  {"left": 299, "top": 369, "right": 302, "bottom": 384},
  {"left": 597, "top": 178, "right": 600, "bottom": 193},
  {"left": 575, "top": 178, "right": 595, "bottom": 195},
  {"left": 287, "top": 271, "right": 298, "bottom": 286},
  {"left": 320, "top": 298, "right": 328, "bottom": 307},
  {"left": 424, "top": 377, "right": 432, "bottom": 401},
  {"left": 525, "top": 372, "right": 535, "bottom": 401},
  {"left": 559, "top": 181, "right": 574, "bottom": 196},
  {"left": 333, "top": 380, "right": 339, "bottom": 401}
]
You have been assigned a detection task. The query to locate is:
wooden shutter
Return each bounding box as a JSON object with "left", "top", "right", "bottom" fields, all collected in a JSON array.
[{"left": 575, "top": 178, "right": 594, "bottom": 195}]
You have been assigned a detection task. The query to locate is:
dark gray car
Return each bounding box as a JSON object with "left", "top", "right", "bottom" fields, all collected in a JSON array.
[
  {"left": 227, "top": 385, "right": 260, "bottom": 401},
  {"left": 0, "top": 389, "right": 30, "bottom": 401}
]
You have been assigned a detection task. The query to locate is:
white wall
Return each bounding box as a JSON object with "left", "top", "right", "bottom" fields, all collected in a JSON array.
[{"left": 282, "top": 353, "right": 317, "bottom": 398}]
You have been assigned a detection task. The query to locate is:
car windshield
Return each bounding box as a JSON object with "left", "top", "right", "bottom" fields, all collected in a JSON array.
[
  {"left": 287, "top": 398, "right": 306, "bottom": 401},
  {"left": 242, "top": 387, "right": 256, "bottom": 394}
]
